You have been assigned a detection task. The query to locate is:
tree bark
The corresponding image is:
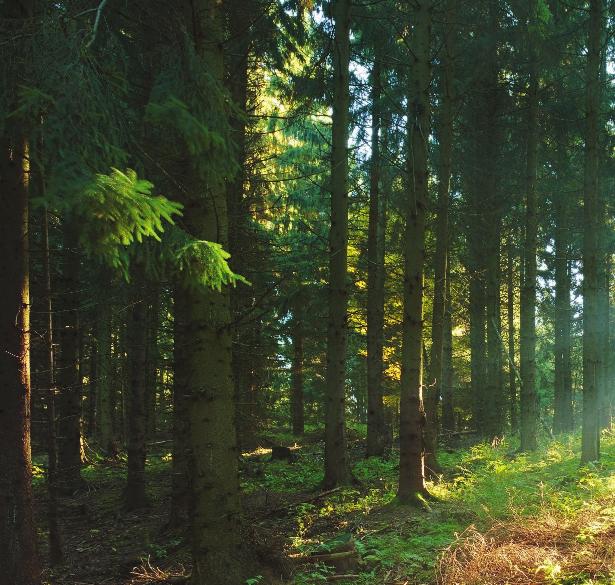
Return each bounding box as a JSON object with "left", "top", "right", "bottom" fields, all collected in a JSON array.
[
  {"left": 57, "top": 221, "right": 83, "bottom": 491},
  {"left": 42, "top": 208, "right": 63, "bottom": 564},
  {"left": 506, "top": 237, "right": 519, "bottom": 433},
  {"left": 181, "top": 2, "right": 247, "bottom": 582},
  {"left": 398, "top": 0, "right": 431, "bottom": 503},
  {"left": 324, "top": 0, "right": 352, "bottom": 488},
  {"left": 425, "top": 0, "right": 455, "bottom": 470},
  {"left": 0, "top": 93, "right": 40, "bottom": 585},
  {"left": 291, "top": 304, "right": 305, "bottom": 436},
  {"left": 553, "top": 156, "right": 574, "bottom": 434},
  {"left": 170, "top": 288, "right": 190, "bottom": 525},
  {"left": 94, "top": 285, "right": 115, "bottom": 455},
  {"left": 581, "top": 0, "right": 605, "bottom": 464},
  {"left": 366, "top": 48, "right": 385, "bottom": 457},
  {"left": 519, "top": 0, "right": 539, "bottom": 452},
  {"left": 125, "top": 266, "right": 148, "bottom": 510},
  {"left": 441, "top": 271, "right": 455, "bottom": 433}
]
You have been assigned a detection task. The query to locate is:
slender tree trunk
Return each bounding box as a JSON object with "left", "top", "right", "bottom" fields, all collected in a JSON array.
[
  {"left": 441, "top": 271, "right": 455, "bottom": 434},
  {"left": 145, "top": 288, "right": 159, "bottom": 438},
  {"left": 366, "top": 48, "right": 385, "bottom": 457},
  {"left": 87, "top": 338, "right": 97, "bottom": 438},
  {"left": 291, "top": 304, "right": 305, "bottom": 436},
  {"left": 506, "top": 237, "right": 519, "bottom": 432},
  {"left": 553, "top": 164, "right": 574, "bottom": 434},
  {"left": 125, "top": 267, "right": 148, "bottom": 510},
  {"left": 520, "top": 0, "right": 539, "bottom": 452},
  {"left": 0, "top": 91, "right": 40, "bottom": 584},
  {"left": 398, "top": 0, "right": 431, "bottom": 504},
  {"left": 95, "top": 289, "right": 115, "bottom": 455},
  {"left": 170, "top": 288, "right": 190, "bottom": 525},
  {"left": 324, "top": 0, "right": 352, "bottom": 488},
  {"left": 581, "top": 0, "right": 604, "bottom": 464},
  {"left": 425, "top": 0, "right": 455, "bottom": 471},
  {"left": 42, "top": 209, "right": 63, "bottom": 564},
  {"left": 57, "top": 222, "right": 83, "bottom": 490}
]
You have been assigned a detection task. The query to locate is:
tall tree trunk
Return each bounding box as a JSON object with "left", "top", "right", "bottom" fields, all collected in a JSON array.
[
  {"left": 324, "top": 0, "right": 352, "bottom": 488},
  {"left": 170, "top": 288, "right": 190, "bottom": 525},
  {"left": 57, "top": 222, "right": 83, "bottom": 490},
  {"left": 125, "top": 267, "right": 148, "bottom": 510},
  {"left": 398, "top": 0, "right": 431, "bottom": 503},
  {"left": 182, "top": 2, "right": 247, "bottom": 582},
  {"left": 291, "top": 303, "right": 305, "bottom": 436},
  {"left": 366, "top": 48, "right": 386, "bottom": 457},
  {"left": 441, "top": 271, "right": 455, "bottom": 433},
  {"left": 581, "top": 0, "right": 605, "bottom": 464},
  {"left": 42, "top": 208, "right": 63, "bottom": 564},
  {"left": 87, "top": 338, "right": 97, "bottom": 438},
  {"left": 95, "top": 287, "right": 115, "bottom": 455},
  {"left": 485, "top": 219, "right": 503, "bottom": 439},
  {"left": 519, "top": 0, "right": 539, "bottom": 452},
  {"left": 553, "top": 157, "right": 574, "bottom": 434},
  {"left": 469, "top": 263, "right": 487, "bottom": 431},
  {"left": 425, "top": 0, "right": 455, "bottom": 470},
  {"left": 227, "top": 0, "right": 256, "bottom": 451},
  {"left": 0, "top": 63, "right": 40, "bottom": 583},
  {"left": 506, "top": 237, "right": 518, "bottom": 432},
  {"left": 599, "top": 257, "right": 611, "bottom": 429},
  {"left": 145, "top": 288, "right": 160, "bottom": 438}
]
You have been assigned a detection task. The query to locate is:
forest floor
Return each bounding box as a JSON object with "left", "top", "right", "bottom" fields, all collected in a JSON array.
[{"left": 36, "top": 428, "right": 615, "bottom": 585}]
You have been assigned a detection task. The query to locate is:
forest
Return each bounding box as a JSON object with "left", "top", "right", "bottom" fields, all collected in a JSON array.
[{"left": 1, "top": 0, "right": 615, "bottom": 584}]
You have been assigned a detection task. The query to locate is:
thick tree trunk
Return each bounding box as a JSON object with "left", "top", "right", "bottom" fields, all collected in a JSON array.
[
  {"left": 291, "top": 305, "right": 305, "bottom": 436},
  {"left": 0, "top": 124, "right": 40, "bottom": 585},
  {"left": 425, "top": 0, "right": 455, "bottom": 471},
  {"left": 57, "top": 221, "right": 83, "bottom": 491},
  {"left": 581, "top": 0, "right": 604, "bottom": 464},
  {"left": 366, "top": 49, "right": 385, "bottom": 457},
  {"left": 181, "top": 2, "right": 247, "bottom": 582},
  {"left": 125, "top": 267, "right": 148, "bottom": 510},
  {"left": 520, "top": 1, "right": 539, "bottom": 452},
  {"left": 324, "top": 0, "right": 352, "bottom": 488},
  {"left": 398, "top": 0, "right": 431, "bottom": 504}
]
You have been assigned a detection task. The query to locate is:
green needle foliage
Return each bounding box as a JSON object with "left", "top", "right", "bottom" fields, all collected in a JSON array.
[{"left": 69, "top": 167, "right": 182, "bottom": 277}]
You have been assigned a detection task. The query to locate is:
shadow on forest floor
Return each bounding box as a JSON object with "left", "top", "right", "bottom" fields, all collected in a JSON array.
[{"left": 36, "top": 429, "right": 615, "bottom": 585}]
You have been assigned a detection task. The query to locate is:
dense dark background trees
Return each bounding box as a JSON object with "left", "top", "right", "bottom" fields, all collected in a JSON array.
[{"left": 0, "top": 0, "right": 614, "bottom": 583}]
